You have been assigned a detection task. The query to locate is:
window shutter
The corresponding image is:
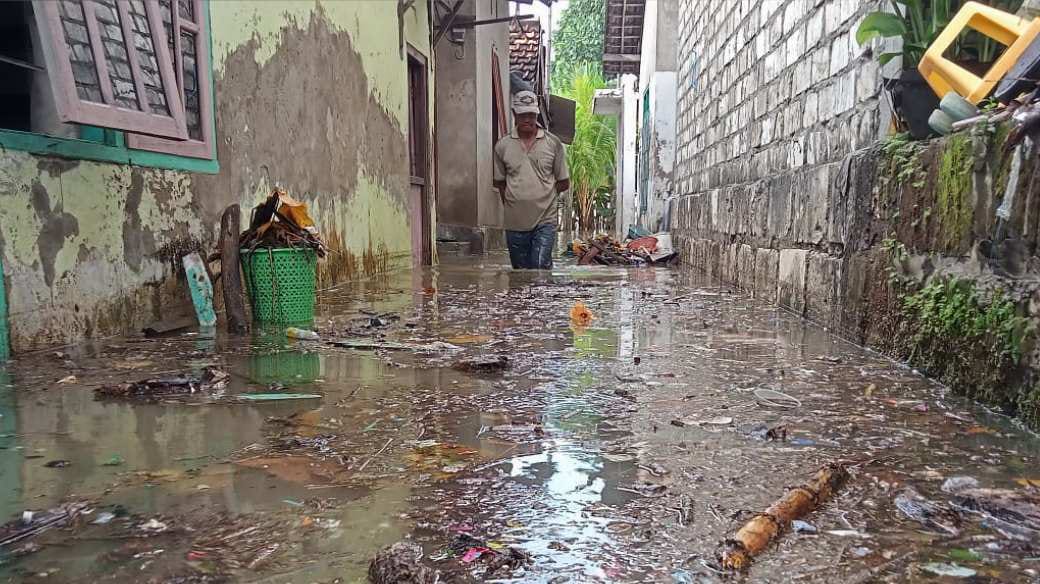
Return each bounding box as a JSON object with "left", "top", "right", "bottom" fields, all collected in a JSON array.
[
  {"left": 127, "top": 0, "right": 214, "bottom": 158},
  {"left": 34, "top": 0, "right": 187, "bottom": 139}
]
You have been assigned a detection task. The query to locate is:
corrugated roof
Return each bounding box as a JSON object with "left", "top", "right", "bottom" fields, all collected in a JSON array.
[{"left": 602, "top": 0, "right": 644, "bottom": 75}]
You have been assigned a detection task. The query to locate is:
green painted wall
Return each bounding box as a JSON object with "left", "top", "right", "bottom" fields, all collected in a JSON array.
[{"left": 0, "top": 1, "right": 435, "bottom": 352}]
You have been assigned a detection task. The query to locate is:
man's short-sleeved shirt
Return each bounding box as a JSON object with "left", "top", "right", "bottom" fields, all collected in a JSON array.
[{"left": 493, "top": 128, "right": 569, "bottom": 232}]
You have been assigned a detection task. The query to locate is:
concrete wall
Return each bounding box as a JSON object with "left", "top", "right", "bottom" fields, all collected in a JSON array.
[
  {"left": 0, "top": 1, "right": 435, "bottom": 352},
  {"left": 435, "top": 0, "right": 510, "bottom": 239},
  {"left": 634, "top": 0, "right": 678, "bottom": 232},
  {"left": 616, "top": 76, "right": 640, "bottom": 239}
]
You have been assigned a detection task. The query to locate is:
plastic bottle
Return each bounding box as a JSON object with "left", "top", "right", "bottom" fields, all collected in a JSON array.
[{"left": 286, "top": 327, "right": 320, "bottom": 341}]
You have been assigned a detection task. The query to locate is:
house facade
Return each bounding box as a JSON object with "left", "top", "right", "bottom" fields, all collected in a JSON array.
[
  {"left": 0, "top": 0, "right": 437, "bottom": 353},
  {"left": 600, "top": 0, "right": 678, "bottom": 236},
  {"left": 434, "top": 0, "right": 512, "bottom": 254}
]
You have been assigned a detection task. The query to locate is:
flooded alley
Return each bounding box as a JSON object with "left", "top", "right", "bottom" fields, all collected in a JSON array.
[{"left": 1, "top": 257, "right": 1038, "bottom": 583}]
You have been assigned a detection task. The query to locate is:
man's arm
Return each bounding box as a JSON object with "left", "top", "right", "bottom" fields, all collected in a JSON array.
[
  {"left": 552, "top": 137, "right": 570, "bottom": 195},
  {"left": 493, "top": 142, "right": 507, "bottom": 202}
]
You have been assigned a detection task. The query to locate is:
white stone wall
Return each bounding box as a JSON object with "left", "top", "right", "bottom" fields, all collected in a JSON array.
[{"left": 674, "top": 0, "right": 882, "bottom": 196}]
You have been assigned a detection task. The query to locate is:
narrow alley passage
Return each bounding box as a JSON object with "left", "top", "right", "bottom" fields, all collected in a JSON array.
[{"left": 1, "top": 257, "right": 1037, "bottom": 583}]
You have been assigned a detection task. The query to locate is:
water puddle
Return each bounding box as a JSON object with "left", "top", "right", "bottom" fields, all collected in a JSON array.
[{"left": 0, "top": 256, "right": 1037, "bottom": 582}]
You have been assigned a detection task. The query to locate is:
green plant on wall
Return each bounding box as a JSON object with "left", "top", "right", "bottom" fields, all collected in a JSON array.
[
  {"left": 898, "top": 276, "right": 1036, "bottom": 425},
  {"left": 935, "top": 133, "right": 974, "bottom": 246},
  {"left": 902, "top": 277, "right": 1028, "bottom": 362},
  {"left": 881, "top": 132, "right": 926, "bottom": 187}
]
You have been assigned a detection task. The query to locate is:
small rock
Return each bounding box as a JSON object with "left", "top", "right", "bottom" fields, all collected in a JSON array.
[
  {"left": 452, "top": 355, "right": 510, "bottom": 375},
  {"left": 369, "top": 541, "right": 436, "bottom": 584}
]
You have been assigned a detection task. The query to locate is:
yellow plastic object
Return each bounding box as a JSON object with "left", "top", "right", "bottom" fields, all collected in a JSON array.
[{"left": 919, "top": 1, "right": 1040, "bottom": 104}]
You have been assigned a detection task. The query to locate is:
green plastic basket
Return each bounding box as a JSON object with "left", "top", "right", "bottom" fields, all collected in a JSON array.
[{"left": 241, "top": 247, "right": 317, "bottom": 324}]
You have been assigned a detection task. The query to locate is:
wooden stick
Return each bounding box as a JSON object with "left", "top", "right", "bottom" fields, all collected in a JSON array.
[
  {"left": 719, "top": 462, "right": 849, "bottom": 570},
  {"left": 219, "top": 204, "right": 248, "bottom": 334},
  {"left": 357, "top": 438, "right": 394, "bottom": 472}
]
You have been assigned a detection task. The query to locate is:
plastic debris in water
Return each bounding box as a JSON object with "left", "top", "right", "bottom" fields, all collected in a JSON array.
[
  {"left": 93, "top": 512, "right": 116, "bottom": 525},
  {"left": 792, "top": 520, "right": 817, "bottom": 534},
  {"left": 239, "top": 393, "right": 322, "bottom": 401},
  {"left": 570, "top": 301, "right": 594, "bottom": 327},
  {"left": 461, "top": 547, "right": 491, "bottom": 563},
  {"left": 921, "top": 563, "right": 976, "bottom": 578},
  {"left": 286, "top": 327, "right": 320, "bottom": 341}
]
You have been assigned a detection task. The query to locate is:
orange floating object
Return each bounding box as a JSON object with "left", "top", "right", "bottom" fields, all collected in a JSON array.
[{"left": 570, "top": 301, "right": 594, "bottom": 327}]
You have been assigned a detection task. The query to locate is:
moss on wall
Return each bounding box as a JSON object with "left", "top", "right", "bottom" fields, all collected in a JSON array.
[
  {"left": 893, "top": 275, "right": 1037, "bottom": 428},
  {"left": 935, "top": 133, "right": 974, "bottom": 249}
]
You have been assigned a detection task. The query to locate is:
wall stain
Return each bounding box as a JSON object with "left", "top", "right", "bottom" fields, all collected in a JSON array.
[
  {"left": 196, "top": 7, "right": 409, "bottom": 212},
  {"left": 123, "top": 169, "right": 158, "bottom": 272},
  {"left": 30, "top": 180, "right": 79, "bottom": 287},
  {"left": 153, "top": 237, "right": 205, "bottom": 275},
  {"left": 36, "top": 158, "right": 79, "bottom": 179}
]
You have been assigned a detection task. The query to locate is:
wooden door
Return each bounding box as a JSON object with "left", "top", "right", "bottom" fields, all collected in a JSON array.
[{"left": 407, "top": 48, "right": 431, "bottom": 266}]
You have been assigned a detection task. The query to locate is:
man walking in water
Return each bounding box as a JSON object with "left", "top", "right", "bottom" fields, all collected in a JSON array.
[{"left": 493, "top": 90, "right": 570, "bottom": 269}]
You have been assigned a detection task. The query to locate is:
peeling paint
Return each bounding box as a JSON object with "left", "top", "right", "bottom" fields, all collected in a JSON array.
[{"left": 0, "top": 1, "right": 433, "bottom": 352}]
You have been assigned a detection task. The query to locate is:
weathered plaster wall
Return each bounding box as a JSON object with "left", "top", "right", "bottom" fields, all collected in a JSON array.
[
  {"left": 635, "top": 0, "right": 678, "bottom": 231},
  {"left": 435, "top": 0, "right": 479, "bottom": 228},
  {"left": 435, "top": 0, "right": 510, "bottom": 238},
  {"left": 0, "top": 1, "right": 434, "bottom": 352}
]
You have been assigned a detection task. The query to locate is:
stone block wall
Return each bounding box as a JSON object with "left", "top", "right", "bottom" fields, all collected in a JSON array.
[
  {"left": 671, "top": 0, "right": 886, "bottom": 329},
  {"left": 670, "top": 1, "right": 1040, "bottom": 427},
  {"left": 674, "top": 0, "right": 881, "bottom": 197}
]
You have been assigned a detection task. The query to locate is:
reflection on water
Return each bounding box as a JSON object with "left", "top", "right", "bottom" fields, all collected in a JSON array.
[{"left": 0, "top": 257, "right": 1037, "bottom": 583}]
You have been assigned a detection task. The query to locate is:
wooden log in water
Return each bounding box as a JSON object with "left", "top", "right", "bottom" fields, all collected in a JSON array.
[{"left": 719, "top": 462, "right": 850, "bottom": 570}]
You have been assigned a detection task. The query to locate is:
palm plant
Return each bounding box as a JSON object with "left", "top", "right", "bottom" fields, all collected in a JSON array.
[{"left": 560, "top": 65, "right": 616, "bottom": 236}]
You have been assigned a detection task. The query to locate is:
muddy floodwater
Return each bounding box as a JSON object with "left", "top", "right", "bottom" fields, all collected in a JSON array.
[{"left": 0, "top": 256, "right": 1038, "bottom": 583}]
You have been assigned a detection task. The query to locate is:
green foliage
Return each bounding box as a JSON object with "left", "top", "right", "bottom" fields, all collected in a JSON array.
[
  {"left": 559, "top": 65, "right": 616, "bottom": 234},
  {"left": 882, "top": 238, "right": 915, "bottom": 286},
  {"left": 550, "top": 0, "right": 605, "bottom": 90},
  {"left": 856, "top": 0, "right": 1024, "bottom": 68},
  {"left": 902, "top": 277, "right": 1028, "bottom": 363},
  {"left": 856, "top": 0, "right": 957, "bottom": 68},
  {"left": 881, "top": 132, "right": 925, "bottom": 187}
]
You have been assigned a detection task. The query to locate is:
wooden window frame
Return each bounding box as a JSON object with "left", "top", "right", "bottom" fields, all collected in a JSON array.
[
  {"left": 33, "top": 0, "right": 188, "bottom": 140},
  {"left": 127, "top": 0, "right": 214, "bottom": 158}
]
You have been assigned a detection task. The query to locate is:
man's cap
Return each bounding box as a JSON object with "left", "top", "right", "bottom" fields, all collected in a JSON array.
[{"left": 512, "top": 90, "right": 540, "bottom": 114}]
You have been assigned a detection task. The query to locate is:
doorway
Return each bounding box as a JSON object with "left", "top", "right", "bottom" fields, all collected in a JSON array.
[{"left": 407, "top": 48, "right": 432, "bottom": 267}]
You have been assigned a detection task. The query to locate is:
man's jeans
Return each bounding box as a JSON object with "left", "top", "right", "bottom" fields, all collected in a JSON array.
[{"left": 506, "top": 223, "right": 556, "bottom": 269}]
